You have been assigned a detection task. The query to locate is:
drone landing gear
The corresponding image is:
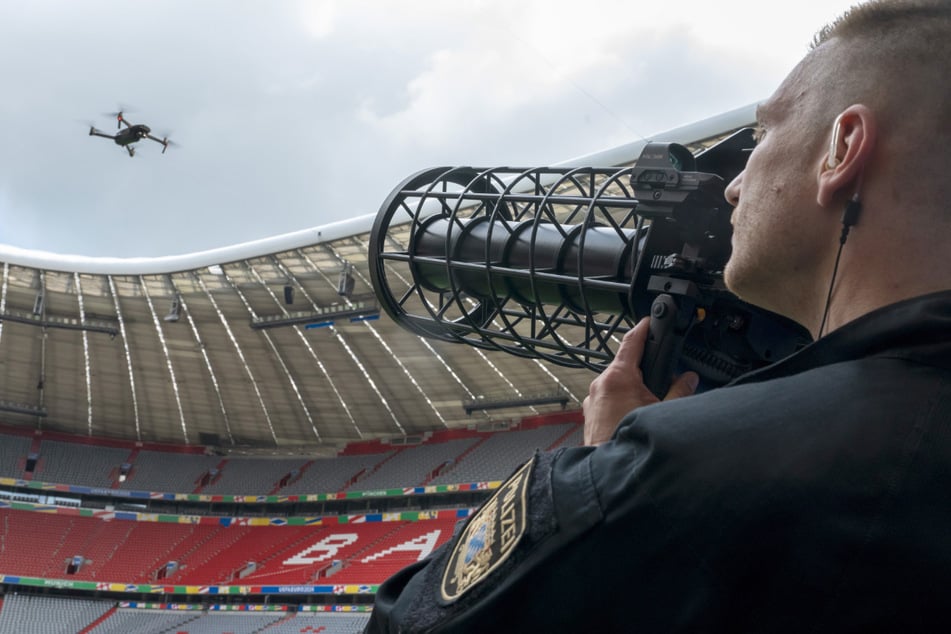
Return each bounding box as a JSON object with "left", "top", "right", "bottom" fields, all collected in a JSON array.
[{"left": 126, "top": 146, "right": 135, "bottom": 158}]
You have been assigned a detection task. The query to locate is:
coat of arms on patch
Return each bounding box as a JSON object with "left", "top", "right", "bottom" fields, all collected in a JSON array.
[{"left": 440, "top": 457, "right": 532, "bottom": 602}]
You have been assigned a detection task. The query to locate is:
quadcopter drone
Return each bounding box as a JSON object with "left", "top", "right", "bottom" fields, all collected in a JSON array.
[{"left": 88, "top": 111, "right": 174, "bottom": 157}]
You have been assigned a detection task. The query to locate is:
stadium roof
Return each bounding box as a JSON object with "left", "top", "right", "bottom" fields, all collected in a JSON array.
[{"left": 0, "top": 104, "right": 755, "bottom": 454}]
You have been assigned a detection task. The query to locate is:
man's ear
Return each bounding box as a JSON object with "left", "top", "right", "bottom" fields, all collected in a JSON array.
[{"left": 817, "top": 104, "right": 877, "bottom": 207}]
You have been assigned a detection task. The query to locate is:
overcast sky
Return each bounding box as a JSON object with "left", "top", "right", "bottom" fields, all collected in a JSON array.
[{"left": 0, "top": 0, "right": 859, "bottom": 258}]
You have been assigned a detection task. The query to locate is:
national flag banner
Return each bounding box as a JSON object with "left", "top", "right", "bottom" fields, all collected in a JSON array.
[
  {"left": 333, "top": 585, "right": 346, "bottom": 594},
  {"left": 199, "top": 586, "right": 210, "bottom": 594},
  {"left": 96, "top": 582, "right": 110, "bottom": 590}
]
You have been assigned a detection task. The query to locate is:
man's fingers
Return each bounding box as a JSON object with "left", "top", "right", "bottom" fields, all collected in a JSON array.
[{"left": 613, "top": 317, "right": 651, "bottom": 368}]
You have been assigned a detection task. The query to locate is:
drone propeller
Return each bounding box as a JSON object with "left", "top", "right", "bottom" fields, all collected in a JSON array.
[
  {"left": 103, "top": 105, "right": 136, "bottom": 128},
  {"left": 79, "top": 119, "right": 112, "bottom": 140},
  {"left": 157, "top": 132, "right": 180, "bottom": 153}
]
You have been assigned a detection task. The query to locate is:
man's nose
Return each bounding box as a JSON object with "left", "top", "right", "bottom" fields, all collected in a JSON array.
[{"left": 725, "top": 171, "right": 743, "bottom": 207}]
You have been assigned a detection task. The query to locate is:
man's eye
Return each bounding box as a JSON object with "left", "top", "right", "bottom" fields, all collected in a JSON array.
[{"left": 752, "top": 126, "right": 767, "bottom": 143}]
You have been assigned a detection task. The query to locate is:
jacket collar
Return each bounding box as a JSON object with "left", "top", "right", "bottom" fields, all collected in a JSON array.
[{"left": 732, "top": 289, "right": 951, "bottom": 385}]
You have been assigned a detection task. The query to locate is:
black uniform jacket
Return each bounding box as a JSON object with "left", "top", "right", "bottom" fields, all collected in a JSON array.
[{"left": 365, "top": 291, "right": 951, "bottom": 633}]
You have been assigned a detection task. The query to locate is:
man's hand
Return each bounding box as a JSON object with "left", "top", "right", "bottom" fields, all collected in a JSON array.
[{"left": 582, "top": 317, "right": 699, "bottom": 446}]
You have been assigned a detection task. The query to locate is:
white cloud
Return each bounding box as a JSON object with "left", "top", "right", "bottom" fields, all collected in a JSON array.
[{"left": 298, "top": 0, "right": 338, "bottom": 39}]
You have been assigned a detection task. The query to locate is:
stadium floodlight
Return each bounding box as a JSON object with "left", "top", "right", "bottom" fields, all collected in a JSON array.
[
  {"left": 164, "top": 298, "right": 182, "bottom": 322},
  {"left": 0, "top": 310, "right": 119, "bottom": 336},
  {"left": 250, "top": 300, "right": 379, "bottom": 330},
  {"left": 462, "top": 393, "right": 570, "bottom": 415},
  {"left": 0, "top": 400, "right": 47, "bottom": 417}
]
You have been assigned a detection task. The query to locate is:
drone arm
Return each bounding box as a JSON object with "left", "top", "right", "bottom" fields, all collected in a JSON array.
[
  {"left": 145, "top": 133, "right": 171, "bottom": 153},
  {"left": 88, "top": 128, "right": 116, "bottom": 140}
]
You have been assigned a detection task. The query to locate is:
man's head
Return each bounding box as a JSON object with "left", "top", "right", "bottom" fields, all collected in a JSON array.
[{"left": 723, "top": 0, "right": 951, "bottom": 335}]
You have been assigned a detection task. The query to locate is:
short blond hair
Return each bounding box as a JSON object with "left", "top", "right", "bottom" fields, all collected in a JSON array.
[
  {"left": 803, "top": 0, "right": 951, "bottom": 199},
  {"left": 812, "top": 0, "right": 951, "bottom": 49}
]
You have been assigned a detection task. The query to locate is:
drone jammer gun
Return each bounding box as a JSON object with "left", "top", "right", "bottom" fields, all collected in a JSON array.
[{"left": 368, "top": 129, "right": 810, "bottom": 396}]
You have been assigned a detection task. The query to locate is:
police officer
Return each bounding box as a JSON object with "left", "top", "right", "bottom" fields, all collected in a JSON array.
[{"left": 366, "top": 1, "right": 951, "bottom": 631}]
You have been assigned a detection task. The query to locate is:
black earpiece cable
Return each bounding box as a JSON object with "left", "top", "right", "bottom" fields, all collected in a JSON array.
[{"left": 818, "top": 193, "right": 862, "bottom": 338}]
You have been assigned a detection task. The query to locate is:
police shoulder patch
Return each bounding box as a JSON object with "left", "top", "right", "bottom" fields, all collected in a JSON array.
[{"left": 440, "top": 456, "right": 533, "bottom": 603}]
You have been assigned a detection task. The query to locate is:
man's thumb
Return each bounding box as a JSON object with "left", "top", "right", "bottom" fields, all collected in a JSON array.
[{"left": 664, "top": 372, "right": 699, "bottom": 401}]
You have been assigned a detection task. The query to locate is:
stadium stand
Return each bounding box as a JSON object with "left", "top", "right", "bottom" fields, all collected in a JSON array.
[
  {"left": 197, "top": 456, "right": 310, "bottom": 495},
  {"left": 349, "top": 438, "right": 480, "bottom": 491},
  {"left": 32, "top": 440, "right": 130, "bottom": 489},
  {"left": 174, "top": 611, "right": 285, "bottom": 633},
  {"left": 327, "top": 516, "right": 459, "bottom": 585},
  {"left": 80, "top": 607, "right": 371, "bottom": 634},
  {"left": 115, "top": 450, "right": 220, "bottom": 493},
  {"left": 0, "top": 593, "right": 114, "bottom": 634},
  {"left": 0, "top": 418, "right": 581, "bottom": 497},
  {"left": 277, "top": 453, "right": 395, "bottom": 496},
  {"left": 86, "top": 609, "right": 198, "bottom": 633},
  {"left": 0, "top": 433, "right": 33, "bottom": 479},
  {"left": 268, "top": 612, "right": 371, "bottom": 633},
  {"left": 0, "top": 506, "right": 457, "bottom": 585},
  {"left": 428, "top": 422, "right": 578, "bottom": 485},
  {"left": 0, "top": 598, "right": 373, "bottom": 633},
  {"left": 0, "top": 416, "right": 580, "bottom": 633}
]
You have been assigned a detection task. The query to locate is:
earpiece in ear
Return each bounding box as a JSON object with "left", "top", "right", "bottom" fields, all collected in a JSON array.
[{"left": 827, "top": 115, "right": 844, "bottom": 169}]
